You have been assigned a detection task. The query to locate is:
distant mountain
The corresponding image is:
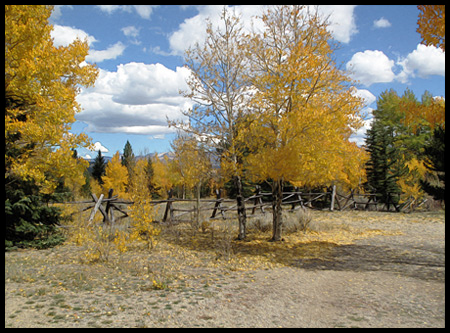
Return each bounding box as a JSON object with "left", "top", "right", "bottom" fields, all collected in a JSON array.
[{"left": 141, "top": 152, "right": 175, "bottom": 161}]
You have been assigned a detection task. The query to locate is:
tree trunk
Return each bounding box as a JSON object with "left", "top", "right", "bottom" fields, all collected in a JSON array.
[
  {"left": 195, "top": 181, "right": 201, "bottom": 229},
  {"left": 272, "top": 179, "right": 284, "bottom": 242},
  {"left": 234, "top": 175, "right": 247, "bottom": 240}
]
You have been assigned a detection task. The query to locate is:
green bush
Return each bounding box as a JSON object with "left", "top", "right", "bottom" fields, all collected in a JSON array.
[{"left": 5, "top": 177, "right": 66, "bottom": 251}]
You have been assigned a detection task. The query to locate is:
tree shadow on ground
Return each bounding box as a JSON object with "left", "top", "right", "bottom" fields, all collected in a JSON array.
[
  {"left": 160, "top": 222, "right": 445, "bottom": 283},
  {"left": 293, "top": 243, "right": 445, "bottom": 282}
]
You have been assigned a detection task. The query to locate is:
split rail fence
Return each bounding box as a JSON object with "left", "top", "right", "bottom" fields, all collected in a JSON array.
[{"left": 64, "top": 186, "right": 427, "bottom": 225}]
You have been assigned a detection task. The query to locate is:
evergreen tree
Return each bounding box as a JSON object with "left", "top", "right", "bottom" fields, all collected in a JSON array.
[
  {"left": 5, "top": 176, "right": 65, "bottom": 250},
  {"left": 421, "top": 126, "right": 445, "bottom": 200},
  {"left": 121, "top": 140, "right": 136, "bottom": 193},
  {"left": 145, "top": 155, "right": 159, "bottom": 198},
  {"left": 365, "top": 121, "right": 403, "bottom": 210},
  {"left": 121, "top": 140, "right": 135, "bottom": 172},
  {"left": 92, "top": 150, "right": 106, "bottom": 185},
  {"left": 365, "top": 90, "right": 411, "bottom": 210}
]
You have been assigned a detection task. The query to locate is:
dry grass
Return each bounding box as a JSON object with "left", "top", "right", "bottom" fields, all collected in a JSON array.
[
  {"left": 6, "top": 210, "right": 444, "bottom": 327},
  {"left": 56, "top": 208, "right": 408, "bottom": 275}
]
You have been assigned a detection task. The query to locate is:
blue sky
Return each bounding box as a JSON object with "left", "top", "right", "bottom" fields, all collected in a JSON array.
[{"left": 50, "top": 5, "right": 445, "bottom": 158}]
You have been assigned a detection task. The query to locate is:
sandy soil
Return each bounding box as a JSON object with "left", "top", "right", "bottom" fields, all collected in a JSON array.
[{"left": 5, "top": 212, "right": 445, "bottom": 328}]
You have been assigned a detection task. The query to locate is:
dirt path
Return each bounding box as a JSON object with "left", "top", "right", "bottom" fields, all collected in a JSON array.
[{"left": 5, "top": 213, "right": 445, "bottom": 328}]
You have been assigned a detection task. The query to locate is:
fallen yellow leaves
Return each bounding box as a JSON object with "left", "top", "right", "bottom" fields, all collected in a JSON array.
[{"left": 53, "top": 210, "right": 408, "bottom": 287}]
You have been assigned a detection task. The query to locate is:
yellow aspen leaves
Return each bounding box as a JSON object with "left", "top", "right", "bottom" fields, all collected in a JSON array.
[{"left": 5, "top": 5, "right": 98, "bottom": 192}]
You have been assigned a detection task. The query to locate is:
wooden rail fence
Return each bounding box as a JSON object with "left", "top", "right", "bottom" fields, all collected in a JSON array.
[{"left": 64, "top": 185, "right": 428, "bottom": 226}]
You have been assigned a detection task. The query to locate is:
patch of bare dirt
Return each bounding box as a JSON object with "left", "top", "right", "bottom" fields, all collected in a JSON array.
[{"left": 5, "top": 212, "right": 445, "bottom": 328}]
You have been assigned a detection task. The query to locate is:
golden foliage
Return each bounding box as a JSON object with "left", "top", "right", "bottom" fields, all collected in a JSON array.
[
  {"left": 397, "top": 157, "right": 428, "bottom": 203},
  {"left": 128, "top": 159, "right": 161, "bottom": 250},
  {"left": 417, "top": 5, "right": 445, "bottom": 51},
  {"left": 69, "top": 157, "right": 160, "bottom": 262},
  {"left": 240, "top": 5, "right": 365, "bottom": 189},
  {"left": 102, "top": 152, "right": 129, "bottom": 199},
  {"left": 5, "top": 5, "right": 98, "bottom": 193},
  {"left": 401, "top": 97, "right": 445, "bottom": 133},
  {"left": 151, "top": 155, "right": 174, "bottom": 198},
  {"left": 170, "top": 134, "right": 212, "bottom": 190}
]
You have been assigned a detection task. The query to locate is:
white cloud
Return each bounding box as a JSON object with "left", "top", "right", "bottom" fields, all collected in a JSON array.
[
  {"left": 121, "top": 26, "right": 141, "bottom": 45},
  {"left": 51, "top": 25, "right": 125, "bottom": 63},
  {"left": 347, "top": 44, "right": 445, "bottom": 87},
  {"left": 86, "top": 42, "right": 126, "bottom": 63},
  {"left": 373, "top": 17, "right": 392, "bottom": 29},
  {"left": 397, "top": 44, "right": 445, "bottom": 83},
  {"left": 51, "top": 25, "right": 97, "bottom": 47},
  {"left": 346, "top": 50, "right": 396, "bottom": 86},
  {"left": 96, "top": 5, "right": 159, "bottom": 19},
  {"left": 350, "top": 117, "right": 374, "bottom": 147},
  {"left": 96, "top": 5, "right": 124, "bottom": 14},
  {"left": 169, "top": 5, "right": 225, "bottom": 56},
  {"left": 169, "top": 5, "right": 358, "bottom": 56},
  {"left": 82, "top": 154, "right": 93, "bottom": 160},
  {"left": 133, "top": 5, "right": 159, "bottom": 20},
  {"left": 354, "top": 89, "right": 377, "bottom": 108},
  {"left": 319, "top": 5, "right": 358, "bottom": 44},
  {"left": 122, "top": 26, "right": 140, "bottom": 38},
  {"left": 90, "top": 142, "right": 109, "bottom": 153},
  {"left": 51, "top": 5, "right": 73, "bottom": 21},
  {"left": 76, "top": 63, "right": 192, "bottom": 135}
]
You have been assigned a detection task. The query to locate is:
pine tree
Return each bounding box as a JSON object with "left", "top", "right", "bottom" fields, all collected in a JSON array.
[
  {"left": 365, "top": 121, "right": 403, "bottom": 210},
  {"left": 122, "top": 140, "right": 135, "bottom": 172},
  {"left": 145, "top": 155, "right": 159, "bottom": 198},
  {"left": 92, "top": 150, "right": 106, "bottom": 185},
  {"left": 421, "top": 126, "right": 445, "bottom": 200},
  {"left": 365, "top": 89, "right": 443, "bottom": 210}
]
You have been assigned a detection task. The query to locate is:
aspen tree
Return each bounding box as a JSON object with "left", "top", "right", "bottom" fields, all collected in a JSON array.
[
  {"left": 172, "top": 8, "right": 251, "bottom": 239},
  {"left": 242, "top": 6, "right": 364, "bottom": 241}
]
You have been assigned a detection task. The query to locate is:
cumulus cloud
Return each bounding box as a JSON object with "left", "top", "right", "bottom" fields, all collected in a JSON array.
[
  {"left": 86, "top": 42, "right": 126, "bottom": 63},
  {"left": 91, "top": 141, "right": 109, "bottom": 153},
  {"left": 346, "top": 50, "right": 396, "bottom": 86},
  {"left": 169, "top": 5, "right": 226, "bottom": 56},
  {"left": 96, "top": 5, "right": 159, "bottom": 19},
  {"left": 347, "top": 44, "right": 445, "bottom": 87},
  {"left": 373, "top": 17, "right": 392, "bottom": 28},
  {"left": 169, "top": 5, "right": 359, "bottom": 56},
  {"left": 319, "top": 5, "right": 358, "bottom": 44},
  {"left": 397, "top": 44, "right": 445, "bottom": 83},
  {"left": 51, "top": 25, "right": 97, "bottom": 47},
  {"left": 353, "top": 89, "right": 377, "bottom": 108},
  {"left": 76, "top": 63, "right": 192, "bottom": 135},
  {"left": 51, "top": 25, "right": 125, "bottom": 63}
]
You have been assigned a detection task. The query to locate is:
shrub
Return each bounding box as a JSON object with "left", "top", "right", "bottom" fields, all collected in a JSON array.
[{"left": 5, "top": 177, "right": 66, "bottom": 250}]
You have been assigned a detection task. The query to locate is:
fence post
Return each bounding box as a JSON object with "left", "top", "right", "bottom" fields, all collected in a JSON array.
[
  {"left": 162, "top": 189, "right": 174, "bottom": 223},
  {"left": 330, "top": 185, "right": 337, "bottom": 211},
  {"left": 104, "top": 189, "right": 114, "bottom": 224},
  {"left": 211, "top": 189, "right": 225, "bottom": 219},
  {"left": 89, "top": 193, "right": 105, "bottom": 224},
  {"left": 252, "top": 186, "right": 265, "bottom": 215}
]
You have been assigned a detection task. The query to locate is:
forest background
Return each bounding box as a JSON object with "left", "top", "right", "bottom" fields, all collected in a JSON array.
[{"left": 5, "top": 5, "right": 445, "bottom": 250}]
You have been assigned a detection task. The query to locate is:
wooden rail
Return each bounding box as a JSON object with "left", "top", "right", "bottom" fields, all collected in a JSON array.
[{"left": 64, "top": 186, "right": 428, "bottom": 225}]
